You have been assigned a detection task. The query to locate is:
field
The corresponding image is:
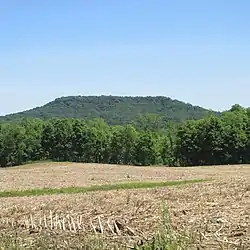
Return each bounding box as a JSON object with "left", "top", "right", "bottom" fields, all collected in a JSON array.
[{"left": 0, "top": 163, "right": 249, "bottom": 249}]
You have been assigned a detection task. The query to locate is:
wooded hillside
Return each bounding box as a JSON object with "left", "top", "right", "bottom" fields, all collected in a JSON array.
[{"left": 0, "top": 95, "right": 218, "bottom": 124}]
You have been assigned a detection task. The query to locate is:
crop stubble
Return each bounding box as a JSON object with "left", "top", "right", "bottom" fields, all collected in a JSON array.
[{"left": 0, "top": 163, "right": 249, "bottom": 249}]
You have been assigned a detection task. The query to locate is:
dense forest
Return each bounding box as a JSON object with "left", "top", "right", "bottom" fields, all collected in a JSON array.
[
  {"left": 0, "top": 95, "right": 219, "bottom": 124},
  {"left": 0, "top": 104, "right": 249, "bottom": 168}
]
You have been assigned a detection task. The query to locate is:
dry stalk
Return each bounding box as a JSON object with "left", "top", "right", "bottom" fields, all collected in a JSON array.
[
  {"left": 11, "top": 218, "right": 14, "bottom": 227},
  {"left": 67, "top": 215, "right": 72, "bottom": 231},
  {"left": 90, "top": 218, "right": 97, "bottom": 234},
  {"left": 39, "top": 215, "right": 42, "bottom": 228},
  {"left": 107, "top": 218, "right": 115, "bottom": 234},
  {"left": 79, "top": 215, "right": 82, "bottom": 225},
  {"left": 50, "top": 210, "right": 53, "bottom": 230},
  {"left": 214, "top": 234, "right": 240, "bottom": 247},
  {"left": 134, "top": 201, "right": 145, "bottom": 214},
  {"left": 126, "top": 225, "right": 136, "bottom": 236},
  {"left": 58, "top": 215, "right": 62, "bottom": 230},
  {"left": 44, "top": 214, "right": 47, "bottom": 228},
  {"left": 25, "top": 216, "right": 29, "bottom": 228},
  {"left": 76, "top": 215, "right": 82, "bottom": 230},
  {"left": 80, "top": 215, "right": 85, "bottom": 231},
  {"left": 30, "top": 214, "right": 34, "bottom": 229},
  {"left": 98, "top": 216, "right": 104, "bottom": 234},
  {"left": 114, "top": 221, "right": 121, "bottom": 235},
  {"left": 215, "top": 225, "right": 224, "bottom": 237},
  {"left": 54, "top": 213, "right": 58, "bottom": 230},
  {"left": 62, "top": 216, "right": 66, "bottom": 231},
  {"left": 71, "top": 216, "right": 76, "bottom": 232}
]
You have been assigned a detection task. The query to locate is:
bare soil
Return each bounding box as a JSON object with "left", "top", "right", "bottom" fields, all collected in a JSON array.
[{"left": 0, "top": 163, "right": 249, "bottom": 249}]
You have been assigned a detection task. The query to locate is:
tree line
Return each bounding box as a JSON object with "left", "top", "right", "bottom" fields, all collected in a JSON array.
[{"left": 0, "top": 104, "right": 250, "bottom": 168}]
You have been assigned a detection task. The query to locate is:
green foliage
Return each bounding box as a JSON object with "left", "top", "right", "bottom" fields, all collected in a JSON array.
[
  {"left": 0, "top": 95, "right": 218, "bottom": 125},
  {"left": 134, "top": 131, "right": 162, "bottom": 166},
  {"left": 176, "top": 105, "right": 250, "bottom": 166},
  {"left": 0, "top": 104, "right": 250, "bottom": 168},
  {"left": 109, "top": 125, "right": 138, "bottom": 164}
]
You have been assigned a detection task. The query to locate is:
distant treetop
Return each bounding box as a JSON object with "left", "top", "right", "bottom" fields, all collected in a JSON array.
[{"left": 0, "top": 95, "right": 220, "bottom": 125}]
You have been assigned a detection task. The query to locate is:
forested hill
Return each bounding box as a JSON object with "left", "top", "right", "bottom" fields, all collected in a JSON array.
[{"left": 0, "top": 95, "right": 219, "bottom": 125}]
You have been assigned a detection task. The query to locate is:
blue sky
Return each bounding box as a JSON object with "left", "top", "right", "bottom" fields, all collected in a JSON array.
[{"left": 1, "top": 1, "right": 249, "bottom": 115}]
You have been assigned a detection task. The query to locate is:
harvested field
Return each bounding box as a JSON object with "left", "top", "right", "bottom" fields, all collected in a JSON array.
[
  {"left": 0, "top": 163, "right": 249, "bottom": 249},
  {"left": 0, "top": 162, "right": 249, "bottom": 191}
]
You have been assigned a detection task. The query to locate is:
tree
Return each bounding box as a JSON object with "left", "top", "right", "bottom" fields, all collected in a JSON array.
[
  {"left": 222, "top": 109, "right": 248, "bottom": 164},
  {"left": 134, "top": 131, "right": 162, "bottom": 166},
  {"left": 196, "top": 116, "right": 225, "bottom": 165},
  {"left": 41, "top": 119, "right": 73, "bottom": 161},
  {"left": 20, "top": 118, "right": 43, "bottom": 161},
  {"left": 0, "top": 123, "right": 26, "bottom": 167},
  {"left": 176, "top": 120, "right": 200, "bottom": 166},
  {"left": 161, "top": 132, "right": 176, "bottom": 166}
]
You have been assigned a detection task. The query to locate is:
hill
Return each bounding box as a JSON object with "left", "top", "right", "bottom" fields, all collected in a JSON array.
[{"left": 0, "top": 95, "right": 219, "bottom": 125}]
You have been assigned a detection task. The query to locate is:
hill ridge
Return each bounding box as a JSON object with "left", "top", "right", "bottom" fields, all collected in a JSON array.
[{"left": 0, "top": 95, "right": 219, "bottom": 124}]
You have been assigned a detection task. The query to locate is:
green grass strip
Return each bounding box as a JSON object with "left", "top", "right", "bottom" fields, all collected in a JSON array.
[{"left": 0, "top": 179, "right": 209, "bottom": 198}]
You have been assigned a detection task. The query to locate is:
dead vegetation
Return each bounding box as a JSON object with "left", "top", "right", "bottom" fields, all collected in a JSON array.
[
  {"left": 0, "top": 162, "right": 249, "bottom": 191},
  {"left": 0, "top": 163, "right": 249, "bottom": 249}
]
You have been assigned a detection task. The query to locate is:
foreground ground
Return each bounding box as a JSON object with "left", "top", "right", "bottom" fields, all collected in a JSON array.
[{"left": 0, "top": 163, "right": 249, "bottom": 249}]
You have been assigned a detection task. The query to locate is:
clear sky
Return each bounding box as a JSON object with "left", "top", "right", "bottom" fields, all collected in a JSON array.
[{"left": 1, "top": 1, "right": 249, "bottom": 115}]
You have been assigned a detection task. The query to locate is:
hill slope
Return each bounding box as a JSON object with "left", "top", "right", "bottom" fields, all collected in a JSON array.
[{"left": 0, "top": 95, "right": 218, "bottom": 125}]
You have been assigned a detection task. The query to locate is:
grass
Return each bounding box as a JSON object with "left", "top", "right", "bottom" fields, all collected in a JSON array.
[{"left": 0, "top": 179, "right": 208, "bottom": 198}]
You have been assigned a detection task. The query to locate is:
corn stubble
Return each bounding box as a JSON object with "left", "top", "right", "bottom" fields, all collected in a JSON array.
[{"left": 0, "top": 163, "right": 249, "bottom": 249}]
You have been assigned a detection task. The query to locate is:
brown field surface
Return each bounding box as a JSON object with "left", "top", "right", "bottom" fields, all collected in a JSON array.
[{"left": 0, "top": 163, "right": 249, "bottom": 249}]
